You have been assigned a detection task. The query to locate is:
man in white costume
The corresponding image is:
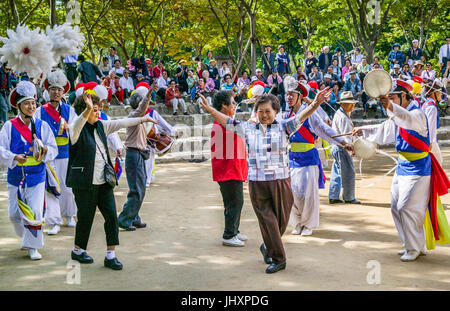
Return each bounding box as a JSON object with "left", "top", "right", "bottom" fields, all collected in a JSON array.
[
  {"left": 353, "top": 79, "right": 437, "bottom": 261},
  {"left": 35, "top": 70, "right": 78, "bottom": 234},
  {"left": 282, "top": 76, "right": 352, "bottom": 236},
  {"left": 0, "top": 81, "right": 58, "bottom": 260}
]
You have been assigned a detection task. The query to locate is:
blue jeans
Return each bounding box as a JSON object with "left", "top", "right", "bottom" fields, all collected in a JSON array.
[
  {"left": 0, "top": 91, "right": 9, "bottom": 124},
  {"left": 118, "top": 148, "right": 147, "bottom": 227},
  {"left": 328, "top": 145, "right": 356, "bottom": 201}
]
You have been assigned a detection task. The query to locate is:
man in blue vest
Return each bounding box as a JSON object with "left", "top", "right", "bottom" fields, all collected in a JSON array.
[
  {"left": 0, "top": 81, "right": 58, "bottom": 260},
  {"left": 35, "top": 70, "right": 78, "bottom": 235}
]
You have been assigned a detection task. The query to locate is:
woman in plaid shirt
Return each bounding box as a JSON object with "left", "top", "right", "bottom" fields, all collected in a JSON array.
[{"left": 198, "top": 88, "right": 332, "bottom": 274}]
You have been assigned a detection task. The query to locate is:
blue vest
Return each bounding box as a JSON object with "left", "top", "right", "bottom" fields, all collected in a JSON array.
[
  {"left": 7, "top": 119, "right": 46, "bottom": 187},
  {"left": 395, "top": 105, "right": 431, "bottom": 176},
  {"left": 100, "top": 111, "right": 109, "bottom": 121},
  {"left": 40, "top": 103, "right": 71, "bottom": 159}
]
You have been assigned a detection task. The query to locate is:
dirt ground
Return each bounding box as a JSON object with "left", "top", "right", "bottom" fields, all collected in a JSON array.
[{"left": 0, "top": 148, "right": 450, "bottom": 291}]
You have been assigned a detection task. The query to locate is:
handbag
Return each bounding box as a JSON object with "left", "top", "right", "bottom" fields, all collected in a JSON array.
[{"left": 95, "top": 141, "right": 117, "bottom": 189}]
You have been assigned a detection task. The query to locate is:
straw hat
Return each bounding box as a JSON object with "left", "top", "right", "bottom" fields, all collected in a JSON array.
[{"left": 338, "top": 91, "right": 359, "bottom": 104}]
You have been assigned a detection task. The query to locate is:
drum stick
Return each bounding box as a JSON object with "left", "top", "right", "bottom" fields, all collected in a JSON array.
[{"left": 331, "top": 132, "right": 353, "bottom": 138}]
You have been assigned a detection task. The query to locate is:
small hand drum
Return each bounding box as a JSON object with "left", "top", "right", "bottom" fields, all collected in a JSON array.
[
  {"left": 363, "top": 69, "right": 393, "bottom": 98},
  {"left": 353, "top": 137, "right": 377, "bottom": 159}
]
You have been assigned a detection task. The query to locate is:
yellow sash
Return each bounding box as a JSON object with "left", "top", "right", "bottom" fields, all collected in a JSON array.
[
  {"left": 398, "top": 151, "right": 428, "bottom": 162},
  {"left": 291, "top": 142, "right": 315, "bottom": 153},
  {"left": 17, "top": 156, "right": 42, "bottom": 167},
  {"left": 55, "top": 136, "right": 69, "bottom": 146}
]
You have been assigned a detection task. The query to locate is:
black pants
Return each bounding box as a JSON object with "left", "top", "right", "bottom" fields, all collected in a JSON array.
[
  {"left": 64, "top": 63, "right": 78, "bottom": 93},
  {"left": 157, "top": 88, "right": 166, "bottom": 100},
  {"left": 73, "top": 183, "right": 119, "bottom": 250},
  {"left": 217, "top": 180, "right": 244, "bottom": 239}
]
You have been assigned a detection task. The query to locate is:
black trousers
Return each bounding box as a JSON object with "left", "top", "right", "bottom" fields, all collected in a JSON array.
[
  {"left": 73, "top": 183, "right": 119, "bottom": 250},
  {"left": 64, "top": 63, "right": 78, "bottom": 93},
  {"left": 217, "top": 180, "right": 244, "bottom": 239}
]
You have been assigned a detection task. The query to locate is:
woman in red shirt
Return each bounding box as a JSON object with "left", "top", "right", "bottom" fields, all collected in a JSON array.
[{"left": 210, "top": 90, "right": 248, "bottom": 247}]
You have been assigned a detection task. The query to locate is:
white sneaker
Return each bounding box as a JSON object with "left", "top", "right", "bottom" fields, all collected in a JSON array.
[
  {"left": 300, "top": 227, "right": 313, "bottom": 236},
  {"left": 291, "top": 224, "right": 302, "bottom": 235},
  {"left": 397, "top": 249, "right": 406, "bottom": 256},
  {"left": 398, "top": 248, "right": 427, "bottom": 256},
  {"left": 222, "top": 236, "right": 245, "bottom": 247},
  {"left": 236, "top": 233, "right": 248, "bottom": 241},
  {"left": 66, "top": 217, "right": 76, "bottom": 227},
  {"left": 400, "top": 250, "right": 420, "bottom": 262},
  {"left": 28, "top": 249, "right": 42, "bottom": 260},
  {"left": 48, "top": 225, "right": 60, "bottom": 235}
]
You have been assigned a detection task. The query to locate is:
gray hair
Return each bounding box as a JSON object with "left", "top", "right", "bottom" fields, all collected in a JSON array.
[
  {"left": 202, "top": 70, "right": 209, "bottom": 78},
  {"left": 129, "top": 92, "right": 144, "bottom": 109}
]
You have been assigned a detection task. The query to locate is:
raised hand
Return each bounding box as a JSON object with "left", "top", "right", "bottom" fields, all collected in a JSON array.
[
  {"left": 83, "top": 91, "right": 94, "bottom": 110},
  {"left": 198, "top": 93, "right": 213, "bottom": 113},
  {"left": 313, "top": 87, "right": 333, "bottom": 106}
]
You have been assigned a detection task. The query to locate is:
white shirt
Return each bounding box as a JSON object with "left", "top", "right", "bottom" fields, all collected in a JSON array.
[
  {"left": 119, "top": 76, "right": 135, "bottom": 91},
  {"left": 332, "top": 108, "right": 354, "bottom": 145},
  {"left": 439, "top": 44, "right": 450, "bottom": 63},
  {"left": 0, "top": 116, "right": 58, "bottom": 170},
  {"left": 351, "top": 53, "right": 363, "bottom": 66},
  {"left": 422, "top": 99, "right": 443, "bottom": 164},
  {"left": 113, "top": 67, "right": 125, "bottom": 76},
  {"left": 157, "top": 76, "right": 170, "bottom": 89},
  {"left": 218, "top": 67, "right": 231, "bottom": 78},
  {"left": 69, "top": 114, "right": 148, "bottom": 185}
]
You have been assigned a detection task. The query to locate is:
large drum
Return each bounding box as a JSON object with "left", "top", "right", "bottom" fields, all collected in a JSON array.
[{"left": 146, "top": 123, "right": 175, "bottom": 157}]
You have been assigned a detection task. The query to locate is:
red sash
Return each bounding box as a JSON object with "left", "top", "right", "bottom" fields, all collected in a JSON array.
[
  {"left": 298, "top": 125, "right": 315, "bottom": 144},
  {"left": 43, "top": 103, "right": 64, "bottom": 123},
  {"left": 10, "top": 117, "right": 33, "bottom": 145},
  {"left": 399, "top": 128, "right": 450, "bottom": 239},
  {"left": 146, "top": 107, "right": 153, "bottom": 115}
]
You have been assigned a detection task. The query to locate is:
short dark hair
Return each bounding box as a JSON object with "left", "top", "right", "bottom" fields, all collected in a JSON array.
[
  {"left": 212, "top": 90, "right": 234, "bottom": 111},
  {"left": 114, "top": 59, "right": 121, "bottom": 64},
  {"left": 222, "top": 61, "right": 228, "bottom": 65},
  {"left": 194, "top": 56, "right": 200, "bottom": 61},
  {"left": 103, "top": 57, "right": 109, "bottom": 61},
  {"left": 73, "top": 94, "right": 100, "bottom": 115},
  {"left": 110, "top": 46, "right": 116, "bottom": 51},
  {"left": 224, "top": 73, "right": 232, "bottom": 79},
  {"left": 254, "top": 94, "right": 280, "bottom": 113}
]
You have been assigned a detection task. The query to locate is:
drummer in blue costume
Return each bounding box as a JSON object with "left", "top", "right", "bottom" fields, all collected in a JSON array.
[
  {"left": 282, "top": 76, "right": 353, "bottom": 236},
  {"left": 0, "top": 81, "right": 58, "bottom": 260}
]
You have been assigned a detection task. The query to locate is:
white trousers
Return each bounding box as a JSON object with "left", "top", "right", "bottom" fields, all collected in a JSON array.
[
  {"left": 196, "top": 97, "right": 212, "bottom": 113},
  {"left": 289, "top": 166, "right": 320, "bottom": 230},
  {"left": 145, "top": 149, "right": 156, "bottom": 186},
  {"left": 8, "top": 182, "right": 45, "bottom": 249},
  {"left": 170, "top": 98, "right": 187, "bottom": 113},
  {"left": 55, "top": 158, "right": 77, "bottom": 218},
  {"left": 391, "top": 173, "right": 430, "bottom": 252},
  {"left": 44, "top": 160, "right": 63, "bottom": 227}
]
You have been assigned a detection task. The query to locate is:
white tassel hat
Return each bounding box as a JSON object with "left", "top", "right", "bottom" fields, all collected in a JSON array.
[
  {"left": 43, "top": 69, "right": 70, "bottom": 93},
  {"left": 9, "top": 81, "right": 37, "bottom": 108}
]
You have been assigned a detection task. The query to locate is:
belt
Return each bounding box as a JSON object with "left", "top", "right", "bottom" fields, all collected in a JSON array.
[
  {"left": 398, "top": 151, "right": 429, "bottom": 162},
  {"left": 17, "top": 156, "right": 43, "bottom": 167},
  {"left": 290, "top": 142, "right": 315, "bottom": 153},
  {"left": 55, "top": 136, "right": 69, "bottom": 146}
]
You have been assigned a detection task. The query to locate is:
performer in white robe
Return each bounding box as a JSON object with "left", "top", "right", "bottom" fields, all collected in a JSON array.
[
  {"left": 353, "top": 79, "right": 439, "bottom": 261},
  {"left": 35, "top": 70, "right": 78, "bottom": 234},
  {"left": 0, "top": 81, "right": 58, "bottom": 260},
  {"left": 282, "top": 77, "right": 352, "bottom": 236},
  {"left": 421, "top": 79, "right": 444, "bottom": 165}
]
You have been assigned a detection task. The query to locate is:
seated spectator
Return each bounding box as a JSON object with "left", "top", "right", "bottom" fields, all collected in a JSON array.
[
  {"left": 202, "top": 70, "right": 216, "bottom": 92},
  {"left": 203, "top": 51, "right": 213, "bottom": 66},
  {"left": 304, "top": 51, "right": 318, "bottom": 76},
  {"left": 329, "top": 84, "right": 341, "bottom": 112},
  {"left": 150, "top": 80, "right": 158, "bottom": 102},
  {"left": 390, "top": 64, "right": 402, "bottom": 79},
  {"left": 119, "top": 69, "right": 135, "bottom": 102},
  {"left": 400, "top": 63, "right": 412, "bottom": 80},
  {"left": 323, "top": 74, "right": 334, "bottom": 88},
  {"left": 411, "top": 60, "right": 424, "bottom": 77},
  {"left": 421, "top": 62, "right": 436, "bottom": 83},
  {"left": 255, "top": 68, "right": 267, "bottom": 84},
  {"left": 207, "top": 59, "right": 220, "bottom": 89},
  {"left": 387, "top": 43, "right": 405, "bottom": 69},
  {"left": 102, "top": 70, "right": 124, "bottom": 104},
  {"left": 343, "top": 65, "right": 360, "bottom": 82},
  {"left": 308, "top": 66, "right": 323, "bottom": 84},
  {"left": 267, "top": 68, "right": 282, "bottom": 93},
  {"left": 219, "top": 61, "right": 231, "bottom": 80},
  {"left": 145, "top": 59, "right": 153, "bottom": 80},
  {"left": 221, "top": 73, "right": 238, "bottom": 94},
  {"left": 343, "top": 71, "right": 362, "bottom": 99},
  {"left": 165, "top": 80, "right": 188, "bottom": 115},
  {"left": 330, "top": 60, "right": 342, "bottom": 83},
  {"left": 326, "top": 66, "right": 340, "bottom": 85},
  {"left": 370, "top": 56, "right": 384, "bottom": 70},
  {"left": 341, "top": 59, "right": 352, "bottom": 81},
  {"left": 292, "top": 65, "right": 307, "bottom": 81},
  {"left": 187, "top": 69, "right": 199, "bottom": 100},
  {"left": 153, "top": 60, "right": 164, "bottom": 79},
  {"left": 333, "top": 47, "right": 345, "bottom": 69},
  {"left": 113, "top": 59, "right": 125, "bottom": 78},
  {"left": 99, "top": 57, "right": 112, "bottom": 77},
  {"left": 157, "top": 70, "right": 171, "bottom": 99},
  {"left": 237, "top": 71, "right": 251, "bottom": 97},
  {"left": 351, "top": 47, "right": 363, "bottom": 66},
  {"left": 195, "top": 78, "right": 213, "bottom": 113},
  {"left": 357, "top": 57, "right": 370, "bottom": 81}
]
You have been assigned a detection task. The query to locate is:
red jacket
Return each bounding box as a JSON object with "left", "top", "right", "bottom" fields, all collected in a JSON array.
[
  {"left": 211, "top": 120, "right": 248, "bottom": 181},
  {"left": 102, "top": 76, "right": 120, "bottom": 89},
  {"left": 165, "top": 87, "right": 181, "bottom": 106}
]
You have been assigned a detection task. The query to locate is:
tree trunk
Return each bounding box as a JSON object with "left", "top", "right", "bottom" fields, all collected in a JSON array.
[
  {"left": 49, "top": 0, "right": 60, "bottom": 26},
  {"left": 8, "top": 0, "right": 19, "bottom": 26},
  {"left": 249, "top": 12, "right": 257, "bottom": 75}
]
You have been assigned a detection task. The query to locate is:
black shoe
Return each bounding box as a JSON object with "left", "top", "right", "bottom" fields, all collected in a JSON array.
[
  {"left": 363, "top": 115, "right": 367, "bottom": 119},
  {"left": 183, "top": 112, "right": 189, "bottom": 115},
  {"left": 329, "top": 199, "right": 345, "bottom": 204},
  {"left": 265, "top": 262, "right": 286, "bottom": 274},
  {"left": 119, "top": 225, "right": 136, "bottom": 231},
  {"left": 104, "top": 257, "right": 123, "bottom": 270},
  {"left": 71, "top": 251, "right": 94, "bottom": 264},
  {"left": 173, "top": 111, "right": 178, "bottom": 115},
  {"left": 132, "top": 222, "right": 147, "bottom": 229},
  {"left": 259, "top": 243, "right": 273, "bottom": 264},
  {"left": 345, "top": 199, "right": 361, "bottom": 204}
]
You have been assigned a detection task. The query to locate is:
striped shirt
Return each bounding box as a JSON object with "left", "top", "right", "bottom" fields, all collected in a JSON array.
[{"left": 226, "top": 115, "right": 302, "bottom": 181}]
